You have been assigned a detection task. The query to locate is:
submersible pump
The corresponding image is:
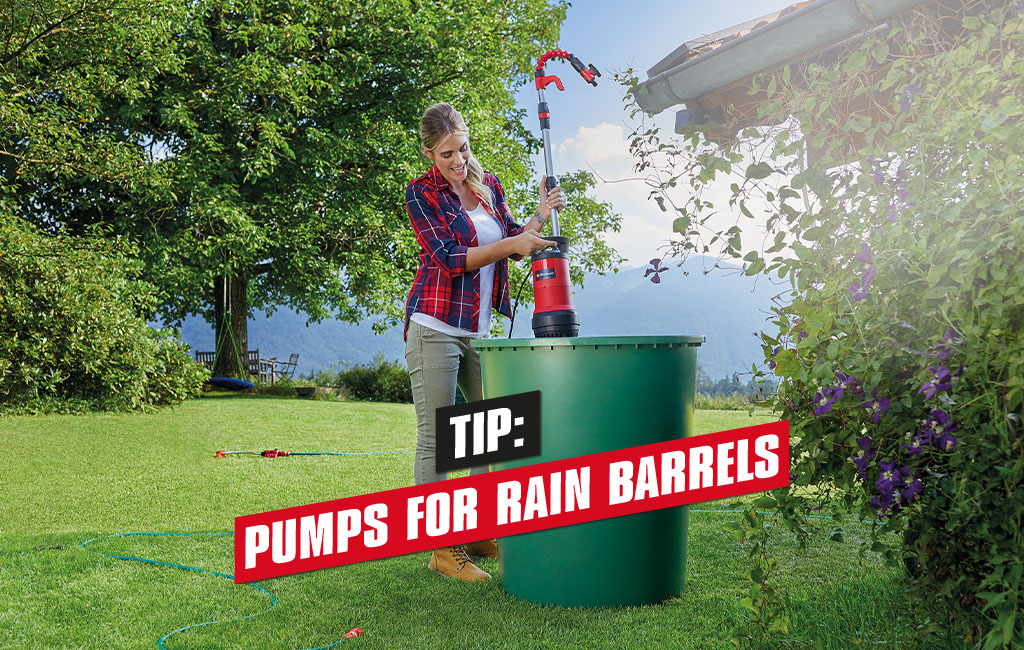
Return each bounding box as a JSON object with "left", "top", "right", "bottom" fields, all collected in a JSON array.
[{"left": 530, "top": 49, "right": 600, "bottom": 338}]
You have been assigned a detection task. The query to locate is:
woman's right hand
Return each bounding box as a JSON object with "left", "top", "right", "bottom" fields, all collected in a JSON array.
[
  {"left": 465, "top": 230, "right": 555, "bottom": 271},
  {"left": 508, "top": 231, "right": 556, "bottom": 257}
]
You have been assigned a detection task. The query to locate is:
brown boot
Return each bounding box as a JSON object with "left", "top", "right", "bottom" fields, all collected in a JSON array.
[
  {"left": 463, "top": 539, "right": 499, "bottom": 560},
  {"left": 428, "top": 546, "right": 490, "bottom": 582}
]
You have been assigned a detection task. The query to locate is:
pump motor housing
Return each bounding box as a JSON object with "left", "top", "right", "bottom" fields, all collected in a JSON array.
[{"left": 531, "top": 236, "right": 579, "bottom": 338}]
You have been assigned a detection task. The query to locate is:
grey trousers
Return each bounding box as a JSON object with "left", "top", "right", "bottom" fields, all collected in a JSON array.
[{"left": 405, "top": 319, "right": 489, "bottom": 485}]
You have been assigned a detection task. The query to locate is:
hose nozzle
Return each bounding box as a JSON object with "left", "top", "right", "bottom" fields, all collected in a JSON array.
[{"left": 567, "top": 53, "right": 601, "bottom": 86}]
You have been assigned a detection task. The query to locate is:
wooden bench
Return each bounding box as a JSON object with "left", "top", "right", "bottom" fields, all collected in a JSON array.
[
  {"left": 195, "top": 349, "right": 273, "bottom": 383},
  {"left": 195, "top": 351, "right": 215, "bottom": 370}
]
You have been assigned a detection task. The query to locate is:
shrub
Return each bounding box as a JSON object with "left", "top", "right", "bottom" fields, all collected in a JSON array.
[
  {"left": 335, "top": 354, "right": 412, "bottom": 403},
  {"left": 0, "top": 217, "right": 206, "bottom": 413},
  {"left": 256, "top": 378, "right": 298, "bottom": 397},
  {"left": 304, "top": 366, "right": 343, "bottom": 388},
  {"left": 623, "top": 4, "right": 1023, "bottom": 646}
]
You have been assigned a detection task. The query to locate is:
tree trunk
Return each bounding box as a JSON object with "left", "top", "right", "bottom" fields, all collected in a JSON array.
[{"left": 212, "top": 274, "right": 249, "bottom": 379}]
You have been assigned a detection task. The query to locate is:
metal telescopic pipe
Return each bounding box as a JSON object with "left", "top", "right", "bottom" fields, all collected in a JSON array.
[{"left": 537, "top": 85, "right": 560, "bottom": 237}]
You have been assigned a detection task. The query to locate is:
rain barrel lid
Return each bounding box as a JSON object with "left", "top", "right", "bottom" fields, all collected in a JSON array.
[{"left": 473, "top": 335, "right": 704, "bottom": 351}]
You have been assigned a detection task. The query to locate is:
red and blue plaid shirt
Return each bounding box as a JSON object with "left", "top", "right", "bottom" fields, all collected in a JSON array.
[{"left": 404, "top": 165, "right": 525, "bottom": 338}]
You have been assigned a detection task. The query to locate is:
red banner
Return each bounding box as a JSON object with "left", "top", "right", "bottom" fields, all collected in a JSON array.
[{"left": 234, "top": 421, "right": 789, "bottom": 583}]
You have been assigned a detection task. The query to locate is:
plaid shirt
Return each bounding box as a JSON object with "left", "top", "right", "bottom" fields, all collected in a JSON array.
[{"left": 404, "top": 165, "right": 524, "bottom": 338}]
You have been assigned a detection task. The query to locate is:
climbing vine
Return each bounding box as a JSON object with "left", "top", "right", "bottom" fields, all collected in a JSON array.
[{"left": 623, "top": 2, "right": 1023, "bottom": 647}]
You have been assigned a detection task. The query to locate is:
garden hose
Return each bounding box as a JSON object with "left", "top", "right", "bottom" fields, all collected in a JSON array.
[
  {"left": 79, "top": 532, "right": 362, "bottom": 649},
  {"left": 77, "top": 512, "right": 881, "bottom": 647},
  {"left": 215, "top": 449, "right": 414, "bottom": 458}
]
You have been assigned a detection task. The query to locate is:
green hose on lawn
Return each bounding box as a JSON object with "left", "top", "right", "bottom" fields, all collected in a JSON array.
[{"left": 79, "top": 532, "right": 359, "bottom": 650}]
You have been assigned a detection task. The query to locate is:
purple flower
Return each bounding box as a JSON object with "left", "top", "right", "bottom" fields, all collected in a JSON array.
[
  {"left": 813, "top": 389, "right": 833, "bottom": 416},
  {"left": 865, "top": 156, "right": 885, "bottom": 185},
  {"left": 900, "top": 82, "right": 923, "bottom": 114},
  {"left": 937, "top": 434, "right": 958, "bottom": 454},
  {"left": 900, "top": 431, "right": 924, "bottom": 455},
  {"left": 901, "top": 473, "right": 923, "bottom": 502},
  {"left": 876, "top": 460, "right": 897, "bottom": 492},
  {"left": 836, "top": 371, "right": 864, "bottom": 396},
  {"left": 861, "top": 263, "right": 876, "bottom": 287},
  {"left": 912, "top": 408, "right": 959, "bottom": 452},
  {"left": 934, "top": 327, "right": 963, "bottom": 360},
  {"left": 928, "top": 409, "right": 950, "bottom": 436},
  {"left": 849, "top": 282, "right": 869, "bottom": 302},
  {"left": 884, "top": 166, "right": 913, "bottom": 222},
  {"left": 852, "top": 436, "right": 876, "bottom": 481},
  {"left": 769, "top": 346, "right": 780, "bottom": 370},
  {"left": 644, "top": 258, "right": 668, "bottom": 284},
  {"left": 918, "top": 382, "right": 937, "bottom": 399},
  {"left": 796, "top": 329, "right": 809, "bottom": 342},
  {"left": 848, "top": 242, "right": 875, "bottom": 302},
  {"left": 811, "top": 376, "right": 868, "bottom": 417},
  {"left": 859, "top": 391, "right": 890, "bottom": 424},
  {"left": 813, "top": 384, "right": 848, "bottom": 416},
  {"left": 869, "top": 460, "right": 918, "bottom": 518},
  {"left": 854, "top": 242, "right": 872, "bottom": 263},
  {"left": 853, "top": 455, "right": 871, "bottom": 480},
  {"left": 918, "top": 365, "right": 961, "bottom": 399}
]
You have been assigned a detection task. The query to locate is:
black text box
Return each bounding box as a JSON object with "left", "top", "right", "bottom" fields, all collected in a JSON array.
[{"left": 436, "top": 391, "right": 541, "bottom": 472}]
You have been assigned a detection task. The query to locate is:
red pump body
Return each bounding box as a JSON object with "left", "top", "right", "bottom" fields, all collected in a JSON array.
[
  {"left": 533, "top": 256, "right": 574, "bottom": 313},
  {"left": 531, "top": 236, "right": 579, "bottom": 337}
]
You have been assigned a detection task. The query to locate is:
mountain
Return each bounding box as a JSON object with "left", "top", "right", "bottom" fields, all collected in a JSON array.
[{"left": 168, "top": 256, "right": 783, "bottom": 381}]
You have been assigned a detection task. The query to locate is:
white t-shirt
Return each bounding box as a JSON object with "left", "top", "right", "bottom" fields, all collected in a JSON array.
[{"left": 411, "top": 201, "right": 503, "bottom": 338}]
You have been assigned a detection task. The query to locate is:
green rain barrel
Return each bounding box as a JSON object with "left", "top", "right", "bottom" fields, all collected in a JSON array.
[{"left": 472, "top": 335, "right": 704, "bottom": 607}]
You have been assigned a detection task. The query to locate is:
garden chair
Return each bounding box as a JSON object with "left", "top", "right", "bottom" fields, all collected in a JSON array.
[{"left": 276, "top": 353, "right": 299, "bottom": 381}]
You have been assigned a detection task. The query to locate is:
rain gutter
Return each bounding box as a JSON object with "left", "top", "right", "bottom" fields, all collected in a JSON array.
[{"left": 633, "top": 0, "right": 937, "bottom": 115}]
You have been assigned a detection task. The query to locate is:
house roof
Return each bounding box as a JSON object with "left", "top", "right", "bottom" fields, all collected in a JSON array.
[
  {"left": 646, "top": 2, "right": 815, "bottom": 78},
  {"left": 634, "top": 0, "right": 936, "bottom": 118}
]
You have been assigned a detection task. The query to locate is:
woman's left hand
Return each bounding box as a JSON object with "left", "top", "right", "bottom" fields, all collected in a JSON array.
[{"left": 538, "top": 183, "right": 567, "bottom": 222}]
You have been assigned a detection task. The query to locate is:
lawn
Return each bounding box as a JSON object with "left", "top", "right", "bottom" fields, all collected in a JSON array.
[{"left": 1, "top": 395, "right": 916, "bottom": 649}]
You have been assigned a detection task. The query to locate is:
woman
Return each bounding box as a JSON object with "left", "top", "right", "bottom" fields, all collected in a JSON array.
[{"left": 404, "top": 102, "right": 566, "bottom": 582}]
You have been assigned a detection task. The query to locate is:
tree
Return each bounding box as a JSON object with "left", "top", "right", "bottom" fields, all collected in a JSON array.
[
  {"left": 5, "top": 0, "right": 618, "bottom": 379},
  {"left": 1, "top": 0, "right": 183, "bottom": 215}
]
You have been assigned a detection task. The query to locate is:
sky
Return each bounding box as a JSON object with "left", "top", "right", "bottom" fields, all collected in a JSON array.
[{"left": 514, "top": 0, "right": 798, "bottom": 268}]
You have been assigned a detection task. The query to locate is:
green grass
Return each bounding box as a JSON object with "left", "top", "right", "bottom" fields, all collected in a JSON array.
[{"left": 1, "top": 396, "right": 918, "bottom": 649}]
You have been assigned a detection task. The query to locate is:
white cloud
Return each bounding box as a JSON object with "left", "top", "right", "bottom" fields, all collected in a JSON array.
[{"left": 557, "top": 122, "right": 633, "bottom": 166}]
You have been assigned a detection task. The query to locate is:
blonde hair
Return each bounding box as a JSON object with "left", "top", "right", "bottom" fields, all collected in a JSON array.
[{"left": 419, "top": 103, "right": 494, "bottom": 211}]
